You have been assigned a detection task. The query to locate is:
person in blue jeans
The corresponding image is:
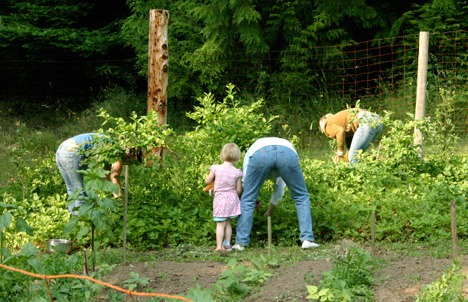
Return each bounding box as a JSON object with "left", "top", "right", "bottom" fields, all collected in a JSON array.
[
  {"left": 232, "top": 137, "right": 319, "bottom": 250},
  {"left": 319, "top": 109, "right": 383, "bottom": 165},
  {"left": 55, "top": 133, "right": 124, "bottom": 214}
]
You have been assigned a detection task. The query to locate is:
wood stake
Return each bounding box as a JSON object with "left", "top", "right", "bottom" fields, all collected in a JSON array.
[
  {"left": 267, "top": 216, "right": 272, "bottom": 257},
  {"left": 451, "top": 200, "right": 458, "bottom": 258},
  {"left": 123, "top": 165, "right": 129, "bottom": 264},
  {"left": 371, "top": 210, "right": 376, "bottom": 257},
  {"left": 83, "top": 249, "right": 89, "bottom": 275},
  {"left": 91, "top": 223, "right": 95, "bottom": 271}
]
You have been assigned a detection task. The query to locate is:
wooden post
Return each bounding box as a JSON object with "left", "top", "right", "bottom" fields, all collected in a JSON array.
[
  {"left": 371, "top": 210, "right": 376, "bottom": 257},
  {"left": 91, "top": 223, "right": 95, "bottom": 271},
  {"left": 414, "top": 31, "right": 429, "bottom": 154},
  {"left": 123, "top": 165, "right": 129, "bottom": 264},
  {"left": 147, "top": 9, "right": 169, "bottom": 157},
  {"left": 451, "top": 200, "right": 458, "bottom": 258},
  {"left": 267, "top": 216, "right": 272, "bottom": 257},
  {"left": 83, "top": 249, "right": 89, "bottom": 275}
]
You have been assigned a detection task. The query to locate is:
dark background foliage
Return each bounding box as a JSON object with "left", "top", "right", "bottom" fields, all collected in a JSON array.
[{"left": 1, "top": 0, "right": 466, "bottom": 115}]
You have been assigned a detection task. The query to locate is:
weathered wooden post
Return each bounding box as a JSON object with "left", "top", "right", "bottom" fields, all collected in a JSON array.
[
  {"left": 414, "top": 31, "right": 429, "bottom": 156},
  {"left": 123, "top": 165, "right": 129, "bottom": 264},
  {"left": 371, "top": 210, "right": 376, "bottom": 257},
  {"left": 147, "top": 9, "right": 169, "bottom": 157},
  {"left": 451, "top": 200, "right": 458, "bottom": 258}
]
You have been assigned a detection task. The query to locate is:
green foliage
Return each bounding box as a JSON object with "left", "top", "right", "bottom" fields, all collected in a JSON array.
[
  {"left": 185, "top": 83, "right": 277, "bottom": 153},
  {"left": 121, "top": 84, "right": 277, "bottom": 249},
  {"left": 186, "top": 285, "right": 217, "bottom": 302},
  {"left": 0, "top": 0, "right": 130, "bottom": 60},
  {"left": 0, "top": 200, "right": 33, "bottom": 262},
  {"left": 1, "top": 84, "right": 468, "bottom": 252},
  {"left": 416, "top": 261, "right": 466, "bottom": 302},
  {"left": 93, "top": 108, "right": 174, "bottom": 166},
  {"left": 189, "top": 0, "right": 268, "bottom": 86},
  {"left": 0, "top": 157, "right": 70, "bottom": 251},
  {"left": 0, "top": 243, "right": 100, "bottom": 301},
  {"left": 301, "top": 99, "right": 468, "bottom": 243},
  {"left": 64, "top": 167, "right": 121, "bottom": 243},
  {"left": 391, "top": 0, "right": 468, "bottom": 36},
  {"left": 122, "top": 271, "right": 150, "bottom": 291},
  {"left": 306, "top": 247, "right": 375, "bottom": 301},
  {"left": 189, "top": 256, "right": 273, "bottom": 301}
]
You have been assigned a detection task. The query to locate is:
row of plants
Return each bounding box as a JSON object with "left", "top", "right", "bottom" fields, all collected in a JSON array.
[
  {"left": 0, "top": 83, "right": 467, "bottom": 301},
  {"left": 1, "top": 84, "right": 467, "bottom": 253},
  {"left": 2, "top": 242, "right": 465, "bottom": 301}
]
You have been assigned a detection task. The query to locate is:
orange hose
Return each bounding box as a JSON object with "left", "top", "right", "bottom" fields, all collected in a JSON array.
[{"left": 0, "top": 263, "right": 192, "bottom": 301}]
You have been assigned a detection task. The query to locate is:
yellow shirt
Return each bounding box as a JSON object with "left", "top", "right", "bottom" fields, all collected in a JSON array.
[{"left": 323, "top": 109, "right": 360, "bottom": 153}]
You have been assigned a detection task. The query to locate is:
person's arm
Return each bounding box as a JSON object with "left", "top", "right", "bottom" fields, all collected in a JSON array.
[
  {"left": 335, "top": 127, "right": 346, "bottom": 156},
  {"left": 110, "top": 160, "right": 123, "bottom": 197},
  {"left": 236, "top": 177, "right": 242, "bottom": 196},
  {"left": 270, "top": 177, "right": 286, "bottom": 206},
  {"left": 264, "top": 203, "right": 275, "bottom": 217},
  {"left": 205, "top": 170, "right": 215, "bottom": 184}
]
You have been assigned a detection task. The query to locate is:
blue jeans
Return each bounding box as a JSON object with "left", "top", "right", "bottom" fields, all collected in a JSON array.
[
  {"left": 348, "top": 114, "right": 383, "bottom": 164},
  {"left": 236, "top": 145, "right": 315, "bottom": 245},
  {"left": 55, "top": 149, "right": 86, "bottom": 213}
]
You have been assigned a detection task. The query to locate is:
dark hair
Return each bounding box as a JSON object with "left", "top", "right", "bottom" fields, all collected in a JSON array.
[{"left": 125, "top": 148, "right": 143, "bottom": 163}]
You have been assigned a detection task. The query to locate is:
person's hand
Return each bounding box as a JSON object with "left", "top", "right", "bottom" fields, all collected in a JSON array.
[
  {"left": 264, "top": 204, "right": 275, "bottom": 217},
  {"left": 255, "top": 199, "right": 261, "bottom": 210}
]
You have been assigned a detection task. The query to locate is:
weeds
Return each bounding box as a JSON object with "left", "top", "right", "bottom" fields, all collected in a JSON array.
[
  {"left": 306, "top": 247, "right": 375, "bottom": 302},
  {"left": 416, "top": 261, "right": 466, "bottom": 302}
]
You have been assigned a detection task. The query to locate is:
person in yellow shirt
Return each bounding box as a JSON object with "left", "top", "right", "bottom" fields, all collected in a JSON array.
[{"left": 319, "top": 108, "right": 383, "bottom": 164}]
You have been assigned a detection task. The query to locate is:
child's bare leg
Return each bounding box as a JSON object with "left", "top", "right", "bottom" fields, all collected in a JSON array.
[
  {"left": 216, "top": 221, "right": 226, "bottom": 250},
  {"left": 224, "top": 219, "right": 232, "bottom": 243}
]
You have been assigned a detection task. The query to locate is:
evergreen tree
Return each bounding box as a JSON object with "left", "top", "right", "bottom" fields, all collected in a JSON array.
[{"left": 0, "top": 0, "right": 133, "bottom": 104}]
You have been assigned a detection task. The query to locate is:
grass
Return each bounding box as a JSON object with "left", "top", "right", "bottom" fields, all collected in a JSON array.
[
  {"left": 93, "top": 236, "right": 468, "bottom": 269},
  {"left": 378, "top": 239, "right": 468, "bottom": 259}
]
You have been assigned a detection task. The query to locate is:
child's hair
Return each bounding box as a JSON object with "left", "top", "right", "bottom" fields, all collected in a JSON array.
[{"left": 220, "top": 143, "right": 241, "bottom": 163}]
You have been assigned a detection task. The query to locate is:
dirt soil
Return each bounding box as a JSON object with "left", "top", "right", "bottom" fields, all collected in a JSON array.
[{"left": 102, "top": 243, "right": 468, "bottom": 302}]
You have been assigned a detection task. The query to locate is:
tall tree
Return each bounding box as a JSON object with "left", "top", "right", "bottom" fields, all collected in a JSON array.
[{"left": 0, "top": 0, "right": 132, "bottom": 104}]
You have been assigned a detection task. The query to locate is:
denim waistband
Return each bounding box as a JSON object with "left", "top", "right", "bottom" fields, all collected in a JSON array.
[
  {"left": 358, "top": 111, "right": 381, "bottom": 125},
  {"left": 57, "top": 138, "right": 78, "bottom": 152}
]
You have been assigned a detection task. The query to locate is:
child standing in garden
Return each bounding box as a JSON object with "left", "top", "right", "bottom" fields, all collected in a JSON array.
[{"left": 205, "top": 143, "right": 243, "bottom": 252}]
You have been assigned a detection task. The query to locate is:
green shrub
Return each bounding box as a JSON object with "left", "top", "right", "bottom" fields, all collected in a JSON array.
[
  {"left": 306, "top": 247, "right": 375, "bottom": 301},
  {"left": 416, "top": 262, "right": 465, "bottom": 302}
]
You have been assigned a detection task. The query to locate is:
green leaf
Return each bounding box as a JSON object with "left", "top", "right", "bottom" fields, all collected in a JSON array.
[
  {"left": 27, "top": 258, "right": 45, "bottom": 274},
  {"left": 186, "top": 285, "right": 216, "bottom": 302},
  {"left": 77, "top": 225, "right": 90, "bottom": 240},
  {"left": 306, "top": 285, "right": 319, "bottom": 299},
  {"left": 0, "top": 211, "right": 13, "bottom": 230},
  {"left": 64, "top": 220, "right": 77, "bottom": 235},
  {"left": 16, "top": 217, "right": 34, "bottom": 235},
  {"left": 0, "top": 202, "right": 17, "bottom": 210},
  {"left": 20, "top": 242, "right": 39, "bottom": 257}
]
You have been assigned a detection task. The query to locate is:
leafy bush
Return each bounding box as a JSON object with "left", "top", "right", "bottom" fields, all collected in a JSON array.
[
  {"left": 0, "top": 243, "right": 100, "bottom": 301},
  {"left": 0, "top": 84, "right": 467, "bottom": 252},
  {"left": 306, "top": 247, "right": 375, "bottom": 301},
  {"left": 416, "top": 262, "right": 465, "bottom": 302},
  {"left": 123, "top": 83, "right": 278, "bottom": 249}
]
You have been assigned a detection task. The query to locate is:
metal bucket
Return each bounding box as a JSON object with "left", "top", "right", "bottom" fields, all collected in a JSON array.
[{"left": 46, "top": 239, "right": 72, "bottom": 254}]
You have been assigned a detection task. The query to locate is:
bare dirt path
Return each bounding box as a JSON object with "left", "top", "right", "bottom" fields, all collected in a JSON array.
[{"left": 102, "top": 245, "right": 467, "bottom": 301}]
